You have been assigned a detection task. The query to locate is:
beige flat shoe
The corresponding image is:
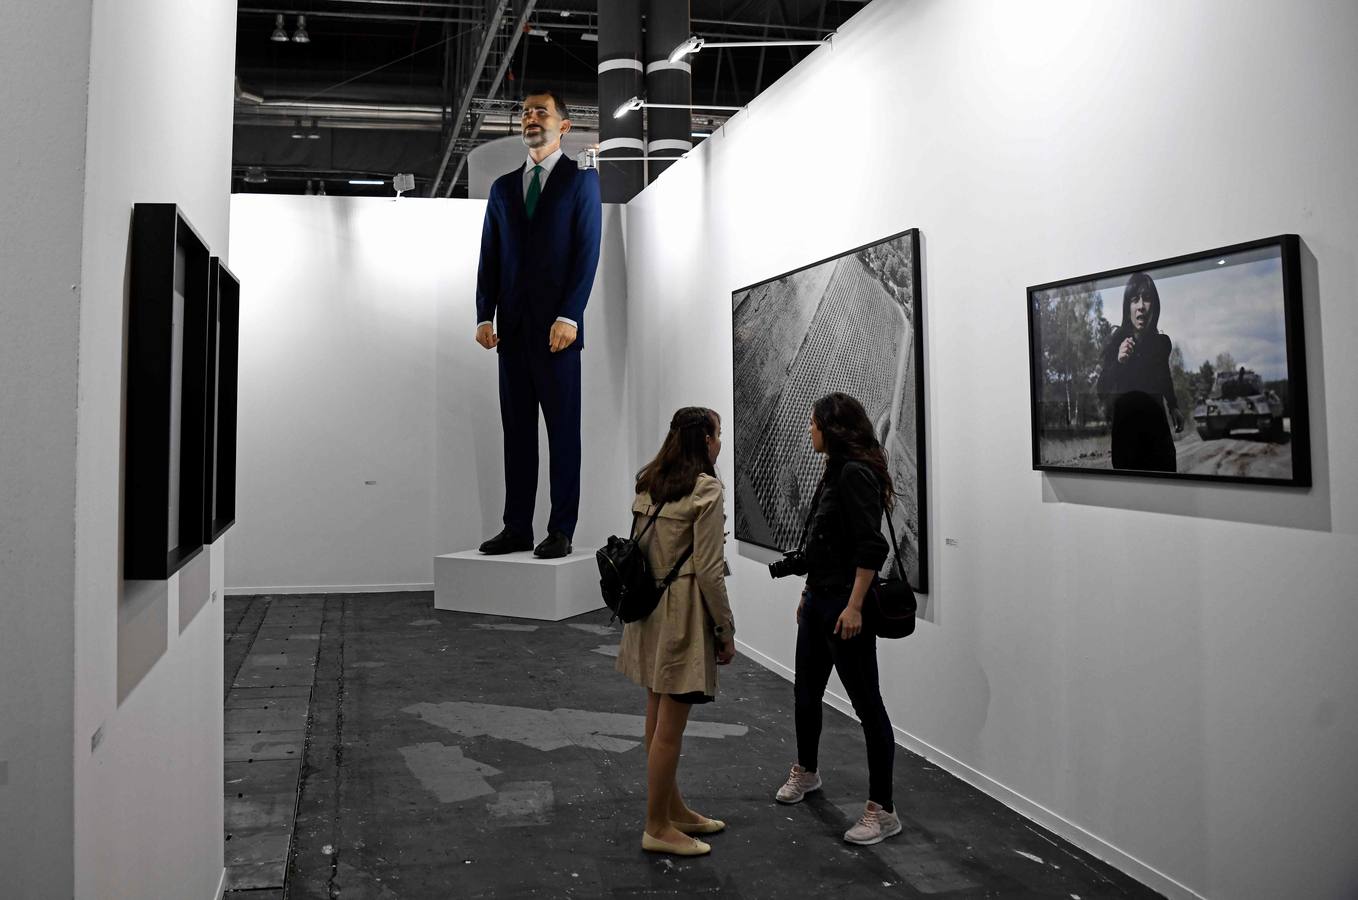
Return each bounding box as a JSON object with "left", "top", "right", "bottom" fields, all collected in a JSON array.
[
  {"left": 641, "top": 832, "right": 711, "bottom": 856},
  {"left": 672, "top": 816, "right": 726, "bottom": 835}
]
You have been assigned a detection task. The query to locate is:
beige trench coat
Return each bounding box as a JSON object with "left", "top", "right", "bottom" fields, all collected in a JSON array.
[{"left": 615, "top": 474, "right": 736, "bottom": 698}]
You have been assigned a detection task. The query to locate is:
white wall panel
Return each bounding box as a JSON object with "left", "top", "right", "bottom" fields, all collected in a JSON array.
[
  {"left": 227, "top": 196, "right": 631, "bottom": 592},
  {"left": 71, "top": 0, "right": 237, "bottom": 897},
  {"left": 623, "top": 2, "right": 1358, "bottom": 898}
]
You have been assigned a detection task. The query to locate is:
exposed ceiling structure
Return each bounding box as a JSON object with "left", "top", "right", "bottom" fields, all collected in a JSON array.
[{"left": 233, "top": 0, "right": 865, "bottom": 196}]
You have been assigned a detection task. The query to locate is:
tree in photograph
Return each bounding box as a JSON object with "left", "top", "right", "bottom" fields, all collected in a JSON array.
[
  {"left": 1037, "top": 284, "right": 1105, "bottom": 428},
  {"left": 1214, "top": 352, "right": 1238, "bottom": 375}
]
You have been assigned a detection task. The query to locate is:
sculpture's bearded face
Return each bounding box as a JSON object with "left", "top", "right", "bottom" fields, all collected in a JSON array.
[{"left": 521, "top": 95, "right": 569, "bottom": 150}]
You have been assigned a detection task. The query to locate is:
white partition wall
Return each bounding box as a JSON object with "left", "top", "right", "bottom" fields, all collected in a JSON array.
[
  {"left": 3, "top": 0, "right": 237, "bottom": 898},
  {"left": 227, "top": 196, "right": 631, "bottom": 593},
  {"left": 623, "top": 1, "right": 1358, "bottom": 898}
]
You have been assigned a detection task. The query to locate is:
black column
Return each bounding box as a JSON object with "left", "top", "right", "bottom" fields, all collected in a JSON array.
[
  {"left": 597, "top": 0, "right": 645, "bottom": 203},
  {"left": 643, "top": 0, "right": 691, "bottom": 183}
]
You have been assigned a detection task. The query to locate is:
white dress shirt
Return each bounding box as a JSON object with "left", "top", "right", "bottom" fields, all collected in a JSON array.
[{"left": 479, "top": 147, "right": 577, "bottom": 331}]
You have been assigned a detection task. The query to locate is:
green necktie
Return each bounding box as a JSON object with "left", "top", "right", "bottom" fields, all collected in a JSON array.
[{"left": 525, "top": 164, "right": 543, "bottom": 218}]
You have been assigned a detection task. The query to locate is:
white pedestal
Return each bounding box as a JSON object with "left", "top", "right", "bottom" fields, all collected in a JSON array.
[{"left": 434, "top": 548, "right": 603, "bottom": 621}]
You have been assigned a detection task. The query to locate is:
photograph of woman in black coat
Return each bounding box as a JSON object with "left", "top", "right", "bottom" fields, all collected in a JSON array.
[{"left": 1096, "top": 272, "right": 1185, "bottom": 471}]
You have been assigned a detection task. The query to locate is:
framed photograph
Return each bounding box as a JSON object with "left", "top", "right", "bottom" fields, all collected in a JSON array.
[
  {"left": 125, "top": 204, "right": 211, "bottom": 580},
  {"left": 732, "top": 229, "right": 928, "bottom": 592},
  {"left": 204, "top": 258, "right": 240, "bottom": 542},
  {"left": 1027, "top": 234, "right": 1310, "bottom": 486}
]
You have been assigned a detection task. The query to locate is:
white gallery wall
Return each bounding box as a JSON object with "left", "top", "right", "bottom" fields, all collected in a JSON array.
[
  {"left": 3, "top": 0, "right": 236, "bottom": 898},
  {"left": 227, "top": 195, "right": 630, "bottom": 592},
  {"left": 72, "top": 1, "right": 237, "bottom": 898},
  {"left": 0, "top": 3, "right": 91, "bottom": 894},
  {"left": 624, "top": 1, "right": 1357, "bottom": 898}
]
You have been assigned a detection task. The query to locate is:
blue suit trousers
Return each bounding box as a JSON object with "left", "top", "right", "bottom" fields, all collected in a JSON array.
[{"left": 498, "top": 346, "right": 581, "bottom": 539}]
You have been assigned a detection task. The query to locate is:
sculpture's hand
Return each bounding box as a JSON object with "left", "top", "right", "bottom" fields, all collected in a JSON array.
[
  {"left": 476, "top": 323, "right": 499, "bottom": 349},
  {"left": 549, "top": 321, "right": 578, "bottom": 353}
]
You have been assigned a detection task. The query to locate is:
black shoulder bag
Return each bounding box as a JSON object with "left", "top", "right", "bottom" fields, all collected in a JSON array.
[
  {"left": 596, "top": 503, "right": 694, "bottom": 624},
  {"left": 867, "top": 514, "right": 917, "bottom": 639}
]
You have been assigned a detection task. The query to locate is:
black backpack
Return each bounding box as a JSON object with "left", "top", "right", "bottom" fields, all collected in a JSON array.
[{"left": 596, "top": 503, "right": 694, "bottom": 624}]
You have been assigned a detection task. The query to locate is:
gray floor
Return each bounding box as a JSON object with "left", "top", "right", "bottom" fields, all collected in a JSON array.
[{"left": 224, "top": 593, "right": 1160, "bottom": 899}]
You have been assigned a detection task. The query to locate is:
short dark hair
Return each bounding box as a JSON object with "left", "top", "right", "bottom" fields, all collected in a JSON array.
[{"left": 523, "top": 88, "right": 570, "bottom": 120}]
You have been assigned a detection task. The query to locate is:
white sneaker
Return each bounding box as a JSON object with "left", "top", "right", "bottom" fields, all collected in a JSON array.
[
  {"left": 843, "top": 801, "right": 902, "bottom": 845},
  {"left": 775, "top": 764, "right": 822, "bottom": 804}
]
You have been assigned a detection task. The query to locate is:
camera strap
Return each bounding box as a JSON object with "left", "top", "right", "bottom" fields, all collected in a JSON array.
[{"left": 796, "top": 477, "right": 827, "bottom": 552}]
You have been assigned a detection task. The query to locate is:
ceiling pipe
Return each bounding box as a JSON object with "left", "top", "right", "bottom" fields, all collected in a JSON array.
[
  {"left": 643, "top": 0, "right": 691, "bottom": 184},
  {"left": 597, "top": 0, "right": 645, "bottom": 202}
]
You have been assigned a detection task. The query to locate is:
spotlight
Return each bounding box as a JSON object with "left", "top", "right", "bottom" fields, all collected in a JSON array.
[
  {"left": 613, "top": 95, "right": 644, "bottom": 119},
  {"left": 668, "top": 32, "right": 832, "bottom": 63},
  {"left": 292, "top": 15, "right": 310, "bottom": 43},
  {"left": 668, "top": 35, "right": 704, "bottom": 64},
  {"left": 270, "top": 14, "right": 288, "bottom": 42}
]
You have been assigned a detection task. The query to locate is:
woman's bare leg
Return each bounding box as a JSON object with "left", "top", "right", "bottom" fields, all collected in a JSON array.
[
  {"left": 645, "top": 691, "right": 703, "bottom": 822},
  {"left": 645, "top": 695, "right": 693, "bottom": 841}
]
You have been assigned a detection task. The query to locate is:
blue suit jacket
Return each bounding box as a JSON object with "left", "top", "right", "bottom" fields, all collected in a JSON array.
[{"left": 475, "top": 159, "right": 602, "bottom": 352}]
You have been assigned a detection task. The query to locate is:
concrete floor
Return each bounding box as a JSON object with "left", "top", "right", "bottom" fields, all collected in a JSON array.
[{"left": 225, "top": 593, "right": 1160, "bottom": 899}]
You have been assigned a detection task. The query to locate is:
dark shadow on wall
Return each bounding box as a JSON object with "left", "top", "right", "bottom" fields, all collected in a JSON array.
[{"left": 1042, "top": 239, "right": 1331, "bottom": 533}]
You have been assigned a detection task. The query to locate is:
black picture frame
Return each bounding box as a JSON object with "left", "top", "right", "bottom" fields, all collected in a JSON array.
[
  {"left": 125, "top": 204, "right": 211, "bottom": 580},
  {"left": 1027, "top": 234, "right": 1310, "bottom": 487},
  {"left": 204, "top": 258, "right": 240, "bottom": 542},
  {"left": 731, "top": 228, "right": 929, "bottom": 593}
]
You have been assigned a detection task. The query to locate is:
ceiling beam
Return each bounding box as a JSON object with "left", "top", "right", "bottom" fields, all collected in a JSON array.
[{"left": 428, "top": 0, "right": 513, "bottom": 197}]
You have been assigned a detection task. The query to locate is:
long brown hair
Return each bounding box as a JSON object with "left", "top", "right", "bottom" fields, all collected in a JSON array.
[
  {"left": 635, "top": 407, "right": 719, "bottom": 504},
  {"left": 813, "top": 392, "right": 895, "bottom": 510}
]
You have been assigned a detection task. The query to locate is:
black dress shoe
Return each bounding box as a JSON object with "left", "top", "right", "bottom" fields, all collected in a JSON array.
[
  {"left": 533, "top": 531, "right": 573, "bottom": 559},
  {"left": 479, "top": 528, "right": 533, "bottom": 555}
]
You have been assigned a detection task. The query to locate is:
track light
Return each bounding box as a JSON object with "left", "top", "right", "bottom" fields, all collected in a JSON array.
[
  {"left": 292, "top": 15, "right": 310, "bottom": 43},
  {"left": 270, "top": 14, "right": 288, "bottom": 42},
  {"left": 613, "top": 96, "right": 645, "bottom": 119},
  {"left": 668, "top": 35, "right": 704, "bottom": 64},
  {"left": 244, "top": 167, "right": 267, "bottom": 184},
  {"left": 613, "top": 95, "right": 743, "bottom": 119},
  {"left": 668, "top": 32, "right": 832, "bottom": 64}
]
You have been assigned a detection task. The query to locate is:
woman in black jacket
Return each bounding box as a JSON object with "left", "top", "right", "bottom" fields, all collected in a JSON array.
[
  {"left": 1096, "top": 271, "right": 1184, "bottom": 471},
  {"left": 774, "top": 392, "right": 901, "bottom": 846}
]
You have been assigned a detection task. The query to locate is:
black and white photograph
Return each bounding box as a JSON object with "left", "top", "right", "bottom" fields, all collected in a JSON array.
[
  {"left": 1027, "top": 234, "right": 1310, "bottom": 486},
  {"left": 732, "top": 229, "right": 927, "bottom": 592}
]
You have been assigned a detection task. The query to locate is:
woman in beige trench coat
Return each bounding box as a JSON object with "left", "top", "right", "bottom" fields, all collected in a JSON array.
[{"left": 616, "top": 407, "right": 737, "bottom": 857}]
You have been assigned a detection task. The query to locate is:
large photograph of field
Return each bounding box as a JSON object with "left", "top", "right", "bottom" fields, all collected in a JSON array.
[
  {"left": 1027, "top": 235, "right": 1310, "bottom": 486},
  {"left": 732, "top": 229, "right": 927, "bottom": 592}
]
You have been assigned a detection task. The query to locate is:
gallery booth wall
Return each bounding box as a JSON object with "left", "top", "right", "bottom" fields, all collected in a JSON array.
[
  {"left": 218, "top": 1, "right": 1358, "bottom": 898},
  {"left": 621, "top": 2, "right": 1358, "bottom": 900},
  {"left": 1, "top": 0, "right": 236, "bottom": 898},
  {"left": 225, "top": 197, "right": 632, "bottom": 592}
]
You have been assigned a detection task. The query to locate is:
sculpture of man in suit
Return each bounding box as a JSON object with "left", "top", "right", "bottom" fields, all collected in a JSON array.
[{"left": 475, "top": 89, "right": 602, "bottom": 559}]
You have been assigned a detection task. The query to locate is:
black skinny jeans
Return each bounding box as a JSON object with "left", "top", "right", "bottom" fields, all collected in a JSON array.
[{"left": 795, "top": 590, "right": 895, "bottom": 810}]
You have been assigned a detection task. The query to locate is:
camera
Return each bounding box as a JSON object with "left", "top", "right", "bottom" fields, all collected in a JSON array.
[{"left": 768, "top": 549, "right": 808, "bottom": 579}]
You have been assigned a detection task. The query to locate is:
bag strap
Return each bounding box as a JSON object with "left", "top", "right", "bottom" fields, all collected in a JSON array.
[
  {"left": 883, "top": 511, "right": 908, "bottom": 582},
  {"left": 630, "top": 501, "right": 666, "bottom": 541},
  {"left": 657, "top": 542, "right": 695, "bottom": 590}
]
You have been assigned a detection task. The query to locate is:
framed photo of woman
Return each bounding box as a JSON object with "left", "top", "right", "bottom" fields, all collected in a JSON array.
[{"left": 1026, "top": 235, "right": 1310, "bottom": 487}]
